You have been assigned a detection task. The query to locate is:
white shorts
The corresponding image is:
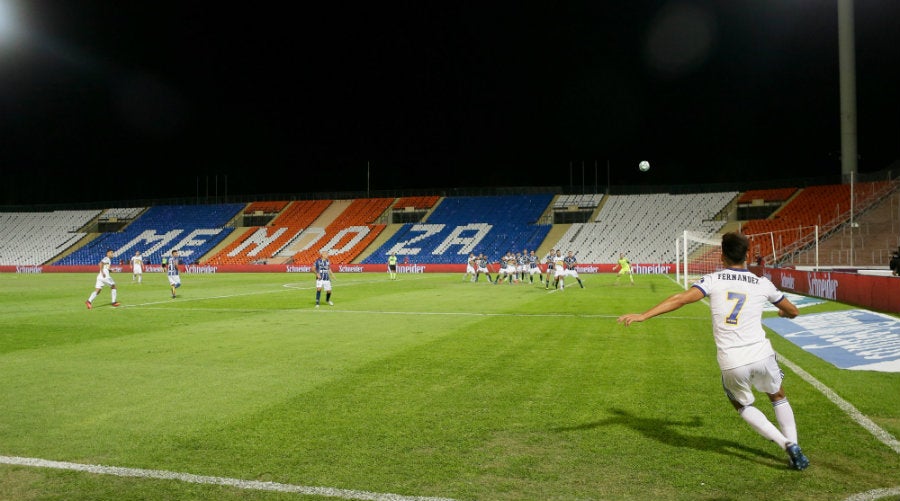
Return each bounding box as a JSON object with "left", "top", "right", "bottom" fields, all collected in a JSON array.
[
  {"left": 554, "top": 266, "right": 566, "bottom": 278},
  {"left": 133, "top": 265, "right": 142, "bottom": 275},
  {"left": 168, "top": 274, "right": 181, "bottom": 286},
  {"left": 721, "top": 355, "right": 784, "bottom": 406},
  {"left": 566, "top": 269, "right": 580, "bottom": 278},
  {"left": 477, "top": 266, "right": 488, "bottom": 273},
  {"left": 95, "top": 274, "right": 115, "bottom": 289},
  {"left": 466, "top": 265, "right": 475, "bottom": 274},
  {"left": 316, "top": 279, "right": 332, "bottom": 292},
  {"left": 529, "top": 266, "right": 540, "bottom": 275},
  {"left": 506, "top": 265, "right": 517, "bottom": 274}
]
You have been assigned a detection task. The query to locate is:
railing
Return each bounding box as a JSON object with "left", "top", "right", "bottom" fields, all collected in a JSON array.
[{"left": 776, "top": 178, "right": 900, "bottom": 266}]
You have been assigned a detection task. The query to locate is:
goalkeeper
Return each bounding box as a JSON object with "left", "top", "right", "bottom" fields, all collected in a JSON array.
[{"left": 613, "top": 252, "right": 634, "bottom": 285}]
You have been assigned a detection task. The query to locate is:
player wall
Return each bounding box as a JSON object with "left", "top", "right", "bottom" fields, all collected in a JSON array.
[{"left": 751, "top": 266, "right": 900, "bottom": 313}]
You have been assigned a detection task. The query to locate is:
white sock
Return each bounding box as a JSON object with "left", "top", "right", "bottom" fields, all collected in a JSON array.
[
  {"left": 772, "top": 399, "right": 798, "bottom": 444},
  {"left": 88, "top": 292, "right": 98, "bottom": 302},
  {"left": 739, "top": 405, "right": 788, "bottom": 448},
  {"left": 111, "top": 289, "right": 117, "bottom": 302}
]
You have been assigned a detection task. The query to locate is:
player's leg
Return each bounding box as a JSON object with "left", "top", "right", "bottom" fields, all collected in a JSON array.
[
  {"left": 87, "top": 286, "right": 101, "bottom": 308},
  {"left": 325, "top": 282, "right": 333, "bottom": 305},
  {"left": 571, "top": 270, "right": 584, "bottom": 288},
  {"left": 315, "top": 283, "right": 322, "bottom": 306},
  {"left": 759, "top": 359, "right": 807, "bottom": 469},
  {"left": 110, "top": 283, "right": 119, "bottom": 305},
  {"left": 722, "top": 366, "right": 805, "bottom": 469}
]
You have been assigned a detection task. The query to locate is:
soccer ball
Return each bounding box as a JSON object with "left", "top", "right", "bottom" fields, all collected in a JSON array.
[{"left": 639, "top": 160, "right": 650, "bottom": 172}]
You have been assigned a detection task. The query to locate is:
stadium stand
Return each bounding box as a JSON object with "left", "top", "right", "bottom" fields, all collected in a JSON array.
[
  {"left": 553, "top": 193, "right": 604, "bottom": 209},
  {"left": 244, "top": 201, "right": 289, "bottom": 214},
  {"left": 290, "top": 198, "right": 394, "bottom": 265},
  {"left": 742, "top": 182, "right": 892, "bottom": 264},
  {"left": 393, "top": 196, "right": 440, "bottom": 210},
  {"left": 737, "top": 188, "right": 797, "bottom": 204},
  {"left": 56, "top": 204, "right": 244, "bottom": 266},
  {"left": 551, "top": 192, "right": 737, "bottom": 264},
  {"left": 0, "top": 210, "right": 101, "bottom": 265},
  {"left": 361, "top": 194, "right": 554, "bottom": 265},
  {"left": 100, "top": 207, "right": 145, "bottom": 221},
  {"left": 755, "top": 181, "right": 897, "bottom": 264},
  {"left": 206, "top": 200, "right": 333, "bottom": 265}
]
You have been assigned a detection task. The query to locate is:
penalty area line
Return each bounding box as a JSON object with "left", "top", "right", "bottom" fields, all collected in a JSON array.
[{"left": 0, "top": 455, "right": 457, "bottom": 501}]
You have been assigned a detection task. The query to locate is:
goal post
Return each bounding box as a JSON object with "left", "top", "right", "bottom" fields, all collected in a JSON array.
[{"left": 676, "top": 230, "right": 722, "bottom": 289}]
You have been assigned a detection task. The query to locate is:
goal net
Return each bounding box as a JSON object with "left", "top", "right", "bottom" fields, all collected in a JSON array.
[{"left": 676, "top": 230, "right": 722, "bottom": 289}]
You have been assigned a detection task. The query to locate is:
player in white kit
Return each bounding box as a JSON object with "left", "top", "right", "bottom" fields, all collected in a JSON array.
[
  {"left": 617, "top": 232, "right": 809, "bottom": 470},
  {"left": 131, "top": 250, "right": 144, "bottom": 283},
  {"left": 86, "top": 249, "right": 120, "bottom": 309}
]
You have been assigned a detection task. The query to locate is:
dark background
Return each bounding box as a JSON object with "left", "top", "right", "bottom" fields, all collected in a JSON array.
[{"left": 1, "top": 1, "right": 898, "bottom": 205}]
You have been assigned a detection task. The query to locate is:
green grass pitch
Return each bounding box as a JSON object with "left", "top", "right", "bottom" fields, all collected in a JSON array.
[{"left": 0, "top": 271, "right": 898, "bottom": 500}]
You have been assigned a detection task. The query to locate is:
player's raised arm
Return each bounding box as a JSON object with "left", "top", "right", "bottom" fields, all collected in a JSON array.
[{"left": 617, "top": 286, "right": 705, "bottom": 326}]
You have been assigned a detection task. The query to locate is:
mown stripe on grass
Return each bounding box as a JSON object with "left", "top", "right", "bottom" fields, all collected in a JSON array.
[{"left": 0, "top": 455, "right": 456, "bottom": 501}]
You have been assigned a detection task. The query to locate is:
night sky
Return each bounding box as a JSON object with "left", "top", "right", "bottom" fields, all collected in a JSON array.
[{"left": 1, "top": 1, "right": 899, "bottom": 205}]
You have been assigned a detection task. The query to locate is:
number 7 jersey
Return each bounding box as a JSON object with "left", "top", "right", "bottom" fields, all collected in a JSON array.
[{"left": 692, "top": 268, "right": 787, "bottom": 371}]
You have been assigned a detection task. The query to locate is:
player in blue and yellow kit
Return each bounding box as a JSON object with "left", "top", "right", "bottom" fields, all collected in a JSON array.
[{"left": 313, "top": 250, "right": 334, "bottom": 307}]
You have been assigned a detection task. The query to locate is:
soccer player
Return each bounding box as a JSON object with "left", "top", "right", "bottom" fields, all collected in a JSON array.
[
  {"left": 164, "top": 249, "right": 183, "bottom": 298},
  {"left": 613, "top": 252, "right": 634, "bottom": 285},
  {"left": 543, "top": 249, "right": 555, "bottom": 287},
  {"left": 131, "top": 250, "right": 144, "bottom": 284},
  {"left": 552, "top": 249, "right": 566, "bottom": 290},
  {"left": 494, "top": 252, "right": 510, "bottom": 284},
  {"left": 496, "top": 253, "right": 518, "bottom": 285},
  {"left": 617, "top": 232, "right": 809, "bottom": 470},
  {"left": 464, "top": 253, "right": 476, "bottom": 282},
  {"left": 475, "top": 254, "right": 492, "bottom": 283},
  {"left": 527, "top": 250, "right": 541, "bottom": 284},
  {"left": 86, "top": 249, "right": 120, "bottom": 309},
  {"left": 388, "top": 252, "right": 398, "bottom": 280},
  {"left": 313, "top": 250, "right": 334, "bottom": 307},
  {"left": 564, "top": 250, "right": 585, "bottom": 288}
]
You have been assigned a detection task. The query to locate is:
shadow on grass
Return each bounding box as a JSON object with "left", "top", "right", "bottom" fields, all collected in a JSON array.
[{"left": 552, "top": 408, "right": 784, "bottom": 468}]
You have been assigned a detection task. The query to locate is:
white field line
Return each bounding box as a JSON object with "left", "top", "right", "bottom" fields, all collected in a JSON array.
[
  {"left": 0, "top": 455, "right": 456, "bottom": 501},
  {"left": 844, "top": 487, "right": 900, "bottom": 501}
]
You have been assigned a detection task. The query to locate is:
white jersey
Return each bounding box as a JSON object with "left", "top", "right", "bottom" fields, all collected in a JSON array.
[
  {"left": 692, "top": 268, "right": 785, "bottom": 371},
  {"left": 98, "top": 256, "right": 112, "bottom": 278},
  {"left": 95, "top": 256, "right": 115, "bottom": 288},
  {"left": 131, "top": 255, "right": 143, "bottom": 271}
]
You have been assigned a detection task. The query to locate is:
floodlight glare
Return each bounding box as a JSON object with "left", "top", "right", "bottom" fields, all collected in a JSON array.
[{"left": 0, "top": 0, "right": 22, "bottom": 43}]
